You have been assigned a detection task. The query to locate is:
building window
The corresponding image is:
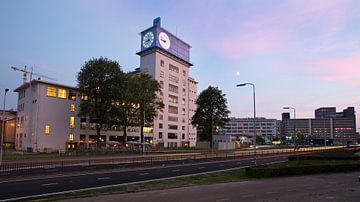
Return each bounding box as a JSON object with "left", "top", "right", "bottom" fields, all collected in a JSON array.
[
  {"left": 168, "top": 105, "right": 178, "bottom": 114},
  {"left": 169, "top": 95, "right": 178, "bottom": 104},
  {"left": 160, "top": 71, "right": 164, "bottom": 78},
  {"left": 168, "top": 133, "right": 177, "bottom": 139},
  {"left": 58, "top": 88, "right": 67, "bottom": 99},
  {"left": 160, "top": 60, "right": 164, "bottom": 67},
  {"left": 182, "top": 133, "right": 185, "bottom": 139},
  {"left": 169, "top": 84, "right": 178, "bottom": 94},
  {"left": 70, "top": 116, "right": 75, "bottom": 129},
  {"left": 70, "top": 104, "right": 75, "bottom": 112},
  {"left": 169, "top": 64, "right": 179, "bottom": 73},
  {"left": 169, "top": 74, "right": 179, "bottom": 83},
  {"left": 69, "top": 133, "right": 74, "bottom": 141},
  {"left": 68, "top": 90, "right": 76, "bottom": 100},
  {"left": 81, "top": 94, "right": 88, "bottom": 101},
  {"left": 46, "top": 87, "right": 56, "bottom": 97},
  {"left": 168, "top": 124, "right": 178, "bottom": 130},
  {"left": 160, "top": 81, "right": 164, "bottom": 89},
  {"left": 45, "top": 124, "right": 50, "bottom": 135},
  {"left": 183, "top": 70, "right": 186, "bottom": 76},
  {"left": 159, "top": 123, "right": 163, "bottom": 129},
  {"left": 159, "top": 132, "right": 163, "bottom": 139}
]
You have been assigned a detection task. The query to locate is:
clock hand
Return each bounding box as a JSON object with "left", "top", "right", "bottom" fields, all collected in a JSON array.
[{"left": 161, "top": 39, "right": 166, "bottom": 43}]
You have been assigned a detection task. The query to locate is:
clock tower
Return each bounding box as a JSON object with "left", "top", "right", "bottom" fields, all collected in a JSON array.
[{"left": 137, "top": 18, "right": 197, "bottom": 148}]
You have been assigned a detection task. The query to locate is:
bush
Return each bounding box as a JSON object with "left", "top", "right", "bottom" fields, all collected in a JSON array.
[{"left": 246, "top": 163, "right": 360, "bottom": 178}]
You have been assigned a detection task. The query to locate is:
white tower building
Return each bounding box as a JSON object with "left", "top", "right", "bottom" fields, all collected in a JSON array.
[{"left": 137, "top": 18, "right": 197, "bottom": 148}]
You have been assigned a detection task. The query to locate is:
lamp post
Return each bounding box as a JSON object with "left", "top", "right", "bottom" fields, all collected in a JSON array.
[
  {"left": 1, "top": 88, "right": 9, "bottom": 165},
  {"left": 283, "top": 107, "right": 296, "bottom": 154},
  {"left": 236, "top": 83, "right": 256, "bottom": 165}
]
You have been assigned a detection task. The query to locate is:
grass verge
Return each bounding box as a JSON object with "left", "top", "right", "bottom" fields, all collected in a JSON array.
[{"left": 17, "top": 169, "right": 249, "bottom": 202}]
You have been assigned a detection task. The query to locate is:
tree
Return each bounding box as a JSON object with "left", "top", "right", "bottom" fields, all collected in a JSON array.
[
  {"left": 130, "top": 73, "right": 164, "bottom": 152},
  {"left": 110, "top": 73, "right": 138, "bottom": 144},
  {"left": 77, "top": 57, "right": 125, "bottom": 146},
  {"left": 296, "top": 131, "right": 305, "bottom": 145},
  {"left": 191, "top": 86, "right": 230, "bottom": 149}
]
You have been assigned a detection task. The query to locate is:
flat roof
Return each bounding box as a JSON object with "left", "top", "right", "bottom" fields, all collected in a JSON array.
[{"left": 14, "top": 79, "right": 77, "bottom": 92}]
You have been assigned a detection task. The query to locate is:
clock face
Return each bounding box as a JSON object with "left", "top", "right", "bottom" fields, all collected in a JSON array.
[
  {"left": 159, "top": 32, "right": 171, "bottom": 50},
  {"left": 142, "top": 32, "right": 154, "bottom": 48}
]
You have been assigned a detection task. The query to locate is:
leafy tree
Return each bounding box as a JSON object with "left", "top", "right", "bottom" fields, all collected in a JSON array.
[
  {"left": 129, "top": 73, "right": 164, "bottom": 152},
  {"left": 110, "top": 73, "right": 138, "bottom": 144},
  {"left": 296, "top": 131, "right": 305, "bottom": 145},
  {"left": 191, "top": 86, "right": 230, "bottom": 149},
  {"left": 256, "top": 135, "right": 265, "bottom": 145},
  {"left": 77, "top": 57, "right": 124, "bottom": 146}
]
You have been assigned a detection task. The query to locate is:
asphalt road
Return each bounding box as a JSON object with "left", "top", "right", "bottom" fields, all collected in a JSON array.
[
  {"left": 0, "top": 155, "right": 287, "bottom": 201},
  {"left": 64, "top": 172, "right": 360, "bottom": 202}
]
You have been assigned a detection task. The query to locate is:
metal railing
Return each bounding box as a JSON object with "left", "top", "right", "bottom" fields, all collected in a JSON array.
[{"left": 0, "top": 146, "right": 354, "bottom": 177}]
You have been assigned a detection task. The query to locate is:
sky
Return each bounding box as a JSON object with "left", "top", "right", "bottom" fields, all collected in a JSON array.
[{"left": 0, "top": 0, "right": 359, "bottom": 129}]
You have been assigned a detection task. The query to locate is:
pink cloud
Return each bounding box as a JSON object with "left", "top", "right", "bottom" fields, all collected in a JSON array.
[
  {"left": 203, "top": 0, "right": 349, "bottom": 59},
  {"left": 309, "top": 52, "right": 360, "bottom": 87}
]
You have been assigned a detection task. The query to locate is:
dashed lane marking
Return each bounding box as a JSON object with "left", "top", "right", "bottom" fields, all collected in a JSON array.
[{"left": 41, "top": 182, "right": 58, "bottom": 186}]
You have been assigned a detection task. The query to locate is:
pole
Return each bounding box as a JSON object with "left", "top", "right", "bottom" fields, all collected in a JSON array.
[
  {"left": 1, "top": 89, "right": 9, "bottom": 165},
  {"left": 211, "top": 115, "right": 214, "bottom": 153},
  {"left": 293, "top": 108, "right": 296, "bottom": 155},
  {"left": 236, "top": 83, "right": 256, "bottom": 165},
  {"left": 252, "top": 84, "right": 256, "bottom": 165}
]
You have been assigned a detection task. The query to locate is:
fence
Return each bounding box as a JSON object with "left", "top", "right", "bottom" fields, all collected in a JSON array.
[{"left": 0, "top": 146, "right": 354, "bottom": 177}]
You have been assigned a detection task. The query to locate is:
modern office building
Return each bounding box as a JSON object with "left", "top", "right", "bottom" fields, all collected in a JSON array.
[
  {"left": 136, "top": 18, "right": 197, "bottom": 148},
  {"left": 281, "top": 107, "right": 357, "bottom": 145},
  {"left": 13, "top": 80, "right": 152, "bottom": 152},
  {"left": 13, "top": 18, "right": 197, "bottom": 152},
  {"left": 220, "top": 117, "right": 281, "bottom": 142}
]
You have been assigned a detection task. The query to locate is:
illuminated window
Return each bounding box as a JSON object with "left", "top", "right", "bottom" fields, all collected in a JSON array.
[
  {"left": 70, "top": 116, "right": 75, "bottom": 129},
  {"left": 45, "top": 124, "right": 50, "bottom": 135},
  {"left": 81, "top": 94, "right": 88, "bottom": 101},
  {"left": 69, "top": 133, "right": 74, "bottom": 141},
  {"left": 70, "top": 104, "right": 75, "bottom": 112},
  {"left": 57, "top": 88, "right": 66, "bottom": 99},
  {"left": 46, "top": 87, "right": 56, "bottom": 97}
]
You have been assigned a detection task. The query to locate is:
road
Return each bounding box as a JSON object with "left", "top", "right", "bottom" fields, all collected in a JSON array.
[
  {"left": 63, "top": 172, "right": 360, "bottom": 202},
  {"left": 0, "top": 155, "right": 287, "bottom": 201}
]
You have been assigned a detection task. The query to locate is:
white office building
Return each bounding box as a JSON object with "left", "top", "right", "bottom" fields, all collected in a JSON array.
[
  {"left": 220, "top": 117, "right": 281, "bottom": 142},
  {"left": 137, "top": 18, "right": 197, "bottom": 148}
]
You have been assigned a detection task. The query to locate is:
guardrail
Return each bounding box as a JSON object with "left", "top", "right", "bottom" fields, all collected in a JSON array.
[{"left": 0, "top": 146, "right": 355, "bottom": 177}]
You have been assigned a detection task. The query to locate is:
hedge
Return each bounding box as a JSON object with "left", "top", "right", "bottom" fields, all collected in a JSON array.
[{"left": 246, "top": 163, "right": 360, "bottom": 178}]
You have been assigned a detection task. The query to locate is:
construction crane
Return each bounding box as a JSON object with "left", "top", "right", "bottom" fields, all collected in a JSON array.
[{"left": 11, "top": 65, "right": 57, "bottom": 83}]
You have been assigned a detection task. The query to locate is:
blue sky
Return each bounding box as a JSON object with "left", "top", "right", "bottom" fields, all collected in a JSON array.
[{"left": 1, "top": 0, "right": 359, "bottom": 129}]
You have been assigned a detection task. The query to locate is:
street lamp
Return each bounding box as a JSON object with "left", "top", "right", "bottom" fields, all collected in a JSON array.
[
  {"left": 236, "top": 83, "right": 256, "bottom": 165},
  {"left": 1, "top": 88, "right": 9, "bottom": 165},
  {"left": 283, "top": 106, "right": 296, "bottom": 153}
]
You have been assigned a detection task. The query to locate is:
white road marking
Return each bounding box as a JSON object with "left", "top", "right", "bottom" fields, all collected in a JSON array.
[
  {"left": 130, "top": 194, "right": 147, "bottom": 198},
  {"left": 161, "top": 191, "right": 176, "bottom": 195},
  {"left": 97, "top": 177, "right": 110, "bottom": 180},
  {"left": 41, "top": 182, "right": 58, "bottom": 186},
  {"left": 266, "top": 191, "right": 277, "bottom": 194},
  {"left": 216, "top": 198, "right": 229, "bottom": 202},
  {"left": 172, "top": 169, "right": 180, "bottom": 172},
  {"left": 198, "top": 166, "right": 205, "bottom": 169},
  {"left": 139, "top": 172, "right": 149, "bottom": 176}
]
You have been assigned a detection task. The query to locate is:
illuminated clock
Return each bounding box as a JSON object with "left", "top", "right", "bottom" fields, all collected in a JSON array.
[
  {"left": 142, "top": 31, "right": 154, "bottom": 48},
  {"left": 159, "top": 32, "right": 170, "bottom": 50}
]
